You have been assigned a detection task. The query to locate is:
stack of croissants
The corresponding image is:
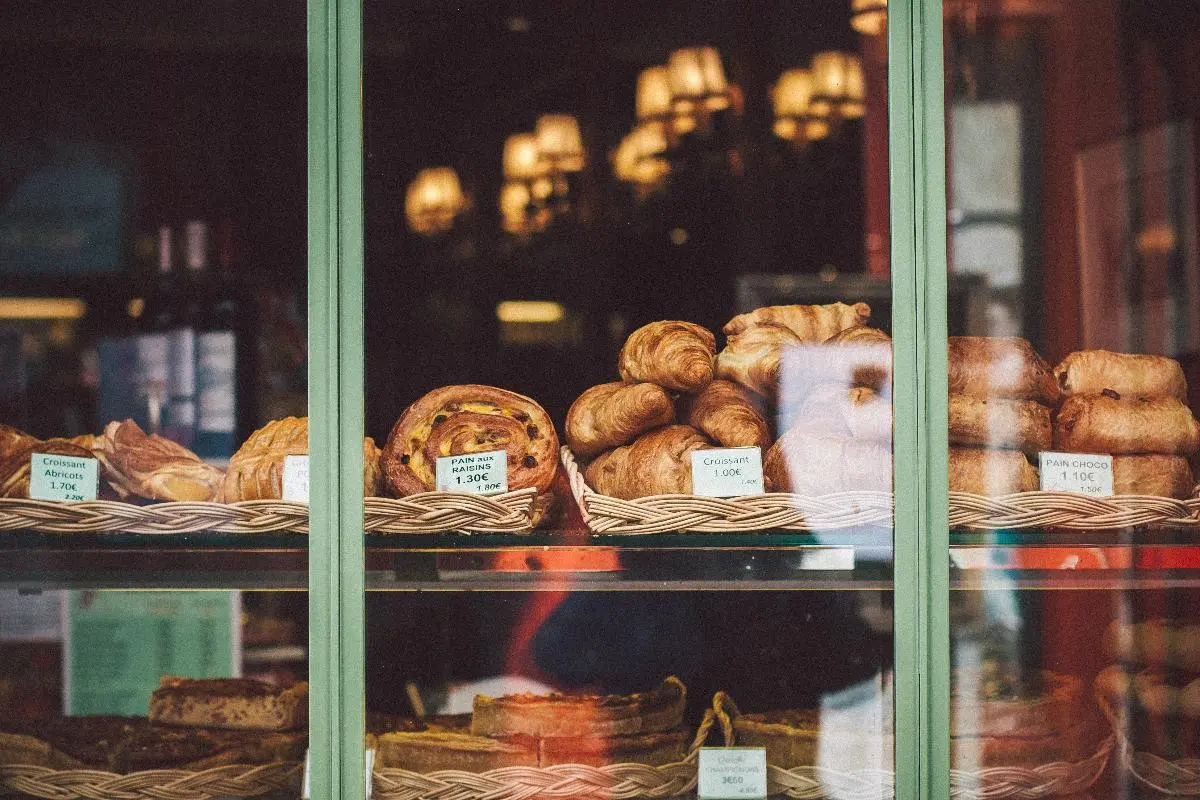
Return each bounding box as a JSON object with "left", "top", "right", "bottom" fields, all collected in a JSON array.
[{"left": 2, "top": 300, "right": 1198, "bottom": 518}]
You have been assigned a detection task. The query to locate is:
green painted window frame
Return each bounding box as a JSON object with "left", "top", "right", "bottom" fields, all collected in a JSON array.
[{"left": 305, "top": 0, "right": 952, "bottom": 797}]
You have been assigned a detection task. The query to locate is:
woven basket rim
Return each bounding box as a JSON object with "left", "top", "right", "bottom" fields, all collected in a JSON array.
[
  {"left": 0, "top": 759, "right": 302, "bottom": 800},
  {"left": 1101, "top": 693, "right": 1200, "bottom": 795}
]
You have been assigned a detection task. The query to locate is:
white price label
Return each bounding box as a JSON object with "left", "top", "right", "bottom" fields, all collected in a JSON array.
[
  {"left": 1038, "top": 452, "right": 1114, "bottom": 497},
  {"left": 282, "top": 455, "right": 310, "bottom": 502},
  {"left": 691, "top": 447, "right": 764, "bottom": 497},
  {"left": 29, "top": 454, "right": 98, "bottom": 501},
  {"left": 698, "top": 748, "right": 768, "bottom": 800},
  {"left": 436, "top": 450, "right": 508, "bottom": 495}
]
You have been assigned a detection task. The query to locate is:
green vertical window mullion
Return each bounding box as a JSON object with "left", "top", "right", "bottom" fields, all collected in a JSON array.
[
  {"left": 337, "top": 0, "right": 367, "bottom": 794},
  {"left": 886, "top": 0, "right": 922, "bottom": 797},
  {"left": 307, "top": 0, "right": 342, "bottom": 795}
]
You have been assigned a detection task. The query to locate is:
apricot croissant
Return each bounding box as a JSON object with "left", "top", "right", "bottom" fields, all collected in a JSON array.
[
  {"left": 0, "top": 438, "right": 96, "bottom": 498},
  {"left": 681, "top": 380, "right": 771, "bottom": 449},
  {"left": 618, "top": 321, "right": 716, "bottom": 392},
  {"left": 715, "top": 322, "right": 802, "bottom": 397},
  {"left": 584, "top": 425, "right": 710, "bottom": 499},
  {"left": 723, "top": 302, "right": 871, "bottom": 341},
  {"left": 565, "top": 382, "right": 675, "bottom": 459},
  {"left": 97, "top": 420, "right": 224, "bottom": 502}
]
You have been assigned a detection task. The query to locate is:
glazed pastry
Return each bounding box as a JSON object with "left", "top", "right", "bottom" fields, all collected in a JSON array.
[
  {"left": 222, "top": 416, "right": 382, "bottom": 501},
  {"left": 471, "top": 676, "right": 686, "bottom": 739},
  {"left": 381, "top": 385, "right": 560, "bottom": 500},
  {"left": 763, "top": 429, "right": 892, "bottom": 494},
  {"left": 0, "top": 424, "right": 36, "bottom": 462},
  {"left": 789, "top": 385, "right": 892, "bottom": 442},
  {"left": 716, "top": 322, "right": 802, "bottom": 396},
  {"left": 565, "top": 382, "right": 675, "bottom": 459},
  {"left": 0, "top": 438, "right": 97, "bottom": 498},
  {"left": 947, "top": 337, "right": 1061, "bottom": 405},
  {"left": 1054, "top": 350, "right": 1188, "bottom": 400},
  {"left": 948, "top": 448, "right": 1038, "bottom": 495},
  {"left": 723, "top": 302, "right": 871, "bottom": 341},
  {"left": 948, "top": 395, "right": 1051, "bottom": 456},
  {"left": 1054, "top": 392, "right": 1200, "bottom": 455},
  {"left": 1111, "top": 455, "right": 1194, "bottom": 498},
  {"left": 682, "top": 379, "right": 771, "bottom": 450},
  {"left": 618, "top": 321, "right": 716, "bottom": 392},
  {"left": 96, "top": 420, "right": 224, "bottom": 502},
  {"left": 584, "top": 425, "right": 710, "bottom": 499}
]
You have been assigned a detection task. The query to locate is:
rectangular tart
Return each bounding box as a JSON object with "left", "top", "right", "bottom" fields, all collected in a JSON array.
[{"left": 149, "top": 677, "right": 308, "bottom": 731}]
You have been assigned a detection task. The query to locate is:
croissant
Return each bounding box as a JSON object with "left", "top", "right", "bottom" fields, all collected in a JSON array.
[
  {"left": 618, "top": 321, "right": 716, "bottom": 392},
  {"left": 222, "top": 416, "right": 382, "bottom": 501},
  {"left": 948, "top": 337, "right": 1060, "bottom": 405},
  {"left": 948, "top": 448, "right": 1038, "bottom": 495},
  {"left": 716, "top": 323, "right": 802, "bottom": 397},
  {"left": 1054, "top": 392, "right": 1200, "bottom": 456},
  {"left": 97, "top": 420, "right": 225, "bottom": 502},
  {"left": 584, "top": 425, "right": 710, "bottom": 499},
  {"left": 722, "top": 302, "right": 871, "bottom": 341},
  {"left": 948, "top": 395, "right": 1051, "bottom": 456},
  {"left": 0, "top": 438, "right": 96, "bottom": 498},
  {"left": 565, "top": 382, "right": 675, "bottom": 459},
  {"left": 682, "top": 380, "right": 771, "bottom": 450},
  {"left": 763, "top": 428, "right": 891, "bottom": 494},
  {"left": 1054, "top": 350, "right": 1188, "bottom": 400},
  {"left": 382, "top": 385, "right": 560, "bottom": 507},
  {"left": 0, "top": 424, "right": 36, "bottom": 462}
]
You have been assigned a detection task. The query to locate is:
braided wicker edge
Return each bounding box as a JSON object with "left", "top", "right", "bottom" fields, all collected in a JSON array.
[
  {"left": 950, "top": 491, "right": 1200, "bottom": 531},
  {"left": 0, "top": 760, "right": 302, "bottom": 800},
  {"left": 371, "top": 710, "right": 716, "bottom": 800},
  {"left": 560, "top": 447, "right": 894, "bottom": 534},
  {"left": 0, "top": 489, "right": 538, "bottom": 535},
  {"left": 1100, "top": 694, "right": 1200, "bottom": 796},
  {"left": 713, "top": 691, "right": 1113, "bottom": 800}
]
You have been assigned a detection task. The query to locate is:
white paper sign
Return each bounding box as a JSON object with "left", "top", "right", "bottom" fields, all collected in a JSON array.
[
  {"left": 691, "top": 447, "right": 765, "bottom": 497},
  {"left": 29, "top": 454, "right": 98, "bottom": 501},
  {"left": 282, "top": 455, "right": 310, "bottom": 502},
  {"left": 436, "top": 450, "right": 508, "bottom": 495},
  {"left": 698, "top": 747, "right": 768, "bottom": 799},
  {"left": 1038, "top": 452, "right": 1114, "bottom": 497}
]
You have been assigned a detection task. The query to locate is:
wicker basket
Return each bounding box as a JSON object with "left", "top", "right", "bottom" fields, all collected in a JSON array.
[
  {"left": 0, "top": 489, "right": 538, "bottom": 535},
  {"left": 949, "top": 491, "right": 1200, "bottom": 531},
  {"left": 371, "top": 711, "right": 715, "bottom": 800},
  {"left": 1101, "top": 696, "right": 1200, "bottom": 796},
  {"left": 0, "top": 760, "right": 302, "bottom": 800},
  {"left": 561, "top": 447, "right": 892, "bottom": 534},
  {"left": 714, "top": 692, "right": 1112, "bottom": 800}
]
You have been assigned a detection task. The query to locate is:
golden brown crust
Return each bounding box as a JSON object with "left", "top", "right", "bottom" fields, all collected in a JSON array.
[
  {"left": 1111, "top": 455, "right": 1195, "bottom": 498},
  {"left": 538, "top": 728, "right": 689, "bottom": 767},
  {"left": 948, "top": 395, "right": 1051, "bottom": 455},
  {"left": 732, "top": 709, "right": 890, "bottom": 770},
  {"left": 222, "top": 416, "right": 381, "bottom": 500},
  {"left": 97, "top": 420, "right": 224, "bottom": 502},
  {"left": 375, "top": 730, "right": 538, "bottom": 772},
  {"left": 381, "top": 385, "right": 560, "bottom": 500},
  {"left": 0, "top": 438, "right": 98, "bottom": 498},
  {"left": 1054, "top": 350, "right": 1188, "bottom": 400},
  {"left": 618, "top": 321, "right": 716, "bottom": 392},
  {"left": 947, "top": 336, "right": 1061, "bottom": 405},
  {"left": 149, "top": 677, "right": 308, "bottom": 731},
  {"left": 1054, "top": 393, "right": 1200, "bottom": 456},
  {"left": 565, "top": 382, "right": 675, "bottom": 459},
  {"left": 470, "top": 677, "right": 686, "bottom": 739},
  {"left": 0, "top": 732, "right": 85, "bottom": 769},
  {"left": 948, "top": 448, "right": 1038, "bottom": 494},
  {"left": 682, "top": 380, "right": 771, "bottom": 450},
  {"left": 0, "top": 424, "right": 36, "bottom": 462},
  {"left": 715, "top": 323, "right": 802, "bottom": 397},
  {"left": 583, "top": 426, "right": 710, "bottom": 499},
  {"left": 722, "top": 302, "right": 871, "bottom": 341},
  {"left": 763, "top": 429, "right": 892, "bottom": 494}
]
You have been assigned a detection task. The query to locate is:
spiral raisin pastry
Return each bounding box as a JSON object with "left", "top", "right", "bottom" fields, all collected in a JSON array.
[
  {"left": 565, "top": 382, "right": 675, "bottom": 459},
  {"left": 382, "top": 385, "right": 560, "bottom": 507},
  {"left": 618, "top": 321, "right": 716, "bottom": 392}
]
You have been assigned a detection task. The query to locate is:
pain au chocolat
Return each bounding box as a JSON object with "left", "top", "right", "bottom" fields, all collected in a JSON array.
[
  {"left": 470, "top": 676, "right": 686, "bottom": 739},
  {"left": 948, "top": 395, "right": 1052, "bottom": 456},
  {"left": 222, "top": 416, "right": 382, "bottom": 501},
  {"left": 1054, "top": 350, "right": 1188, "bottom": 401},
  {"left": 722, "top": 302, "right": 871, "bottom": 341},
  {"left": 618, "top": 321, "right": 716, "bottom": 392},
  {"left": 382, "top": 385, "right": 559, "bottom": 499},
  {"left": 1054, "top": 392, "right": 1200, "bottom": 456},
  {"left": 947, "top": 336, "right": 1061, "bottom": 406},
  {"left": 565, "top": 381, "right": 675, "bottom": 459},
  {"left": 97, "top": 420, "right": 224, "bottom": 502}
]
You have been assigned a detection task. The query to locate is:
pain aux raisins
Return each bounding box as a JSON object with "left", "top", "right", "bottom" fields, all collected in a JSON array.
[{"left": 522, "top": 455, "right": 537, "bottom": 468}]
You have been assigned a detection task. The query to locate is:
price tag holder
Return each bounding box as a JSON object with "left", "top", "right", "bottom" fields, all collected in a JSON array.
[
  {"left": 1038, "top": 452, "right": 1114, "bottom": 497},
  {"left": 29, "top": 453, "right": 98, "bottom": 501},
  {"left": 698, "top": 747, "right": 768, "bottom": 800},
  {"left": 282, "top": 455, "right": 310, "bottom": 502},
  {"left": 436, "top": 450, "right": 508, "bottom": 495},
  {"left": 691, "top": 447, "right": 764, "bottom": 497}
]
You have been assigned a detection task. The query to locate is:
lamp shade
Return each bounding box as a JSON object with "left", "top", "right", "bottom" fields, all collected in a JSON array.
[
  {"left": 405, "top": 167, "right": 464, "bottom": 235},
  {"left": 636, "top": 66, "right": 673, "bottom": 120},
  {"left": 773, "top": 69, "right": 815, "bottom": 118},
  {"left": 842, "top": 56, "right": 866, "bottom": 118},
  {"left": 535, "top": 114, "right": 585, "bottom": 171},
  {"left": 810, "top": 51, "right": 864, "bottom": 118},
  {"left": 851, "top": 0, "right": 888, "bottom": 36},
  {"left": 503, "top": 133, "right": 545, "bottom": 181},
  {"left": 667, "top": 46, "right": 728, "bottom": 100}
]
